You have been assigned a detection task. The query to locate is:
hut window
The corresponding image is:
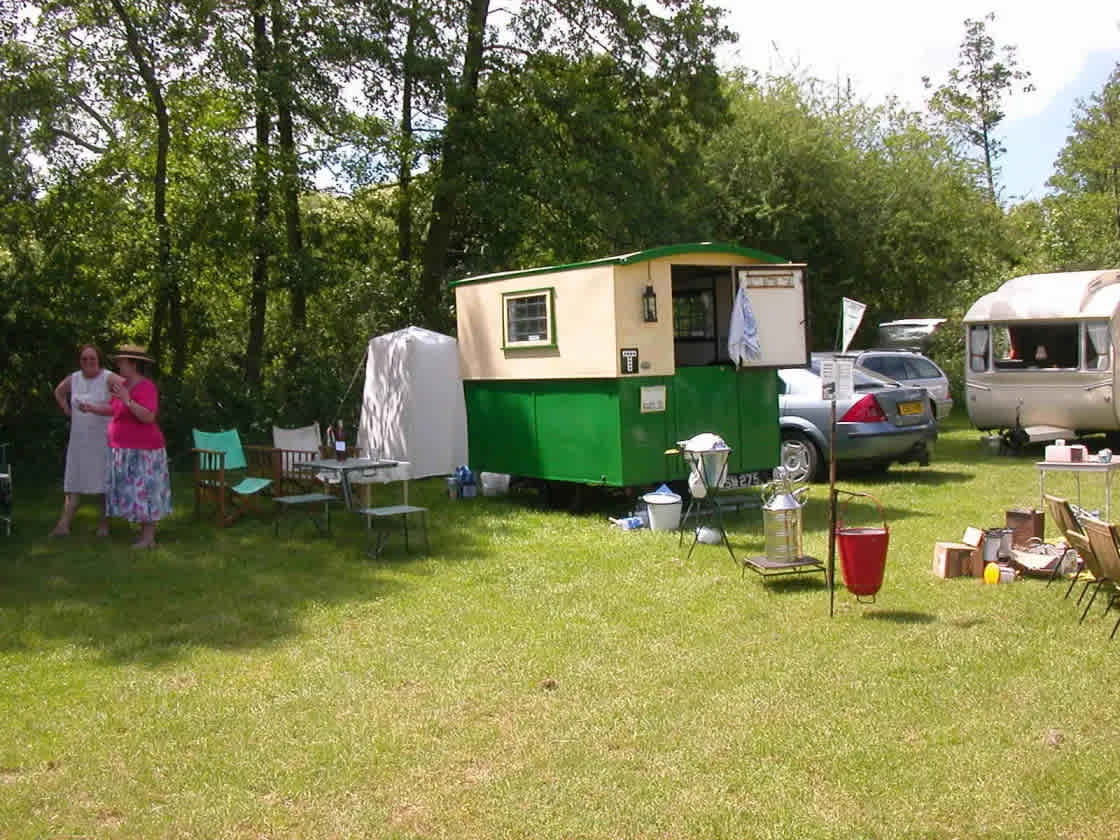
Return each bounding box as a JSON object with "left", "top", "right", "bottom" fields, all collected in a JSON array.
[
  {"left": 503, "top": 289, "right": 554, "bottom": 347},
  {"left": 673, "top": 289, "right": 715, "bottom": 339}
]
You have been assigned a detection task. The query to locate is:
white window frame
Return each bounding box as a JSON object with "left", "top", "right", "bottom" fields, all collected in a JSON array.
[{"left": 502, "top": 288, "right": 556, "bottom": 348}]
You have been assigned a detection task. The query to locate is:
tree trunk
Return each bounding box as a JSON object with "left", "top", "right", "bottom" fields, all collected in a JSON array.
[
  {"left": 397, "top": 5, "right": 416, "bottom": 274},
  {"left": 247, "top": 0, "right": 273, "bottom": 391},
  {"left": 108, "top": 0, "right": 182, "bottom": 375},
  {"left": 271, "top": 0, "right": 306, "bottom": 330},
  {"left": 419, "top": 0, "right": 489, "bottom": 327}
]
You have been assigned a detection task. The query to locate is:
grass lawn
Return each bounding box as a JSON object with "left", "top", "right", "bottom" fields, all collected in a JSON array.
[{"left": 2, "top": 417, "right": 1119, "bottom": 839}]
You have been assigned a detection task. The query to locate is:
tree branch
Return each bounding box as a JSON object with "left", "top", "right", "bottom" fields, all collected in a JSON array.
[{"left": 49, "top": 127, "right": 108, "bottom": 154}]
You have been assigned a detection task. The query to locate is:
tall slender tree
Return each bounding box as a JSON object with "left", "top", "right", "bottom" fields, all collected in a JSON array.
[{"left": 923, "top": 12, "right": 1033, "bottom": 201}]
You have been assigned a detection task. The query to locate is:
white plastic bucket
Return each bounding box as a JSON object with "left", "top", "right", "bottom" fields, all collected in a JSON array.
[
  {"left": 480, "top": 472, "right": 511, "bottom": 496},
  {"left": 642, "top": 492, "right": 682, "bottom": 531}
]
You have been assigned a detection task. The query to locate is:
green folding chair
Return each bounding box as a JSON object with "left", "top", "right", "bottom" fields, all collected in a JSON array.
[{"left": 191, "top": 429, "right": 274, "bottom": 526}]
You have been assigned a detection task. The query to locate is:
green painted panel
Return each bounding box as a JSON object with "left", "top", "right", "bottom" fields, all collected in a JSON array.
[
  {"left": 671, "top": 366, "right": 746, "bottom": 473},
  {"left": 736, "top": 369, "right": 780, "bottom": 471},
  {"left": 463, "top": 382, "right": 540, "bottom": 476},
  {"left": 463, "top": 368, "right": 779, "bottom": 486},
  {"left": 617, "top": 377, "right": 675, "bottom": 486},
  {"left": 534, "top": 383, "right": 622, "bottom": 484}
]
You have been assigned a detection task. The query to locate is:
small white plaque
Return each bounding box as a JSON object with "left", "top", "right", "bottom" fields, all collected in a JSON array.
[
  {"left": 640, "top": 385, "right": 667, "bottom": 414},
  {"left": 819, "top": 356, "right": 855, "bottom": 401}
]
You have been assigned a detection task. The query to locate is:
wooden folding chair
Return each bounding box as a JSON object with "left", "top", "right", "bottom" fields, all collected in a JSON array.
[
  {"left": 192, "top": 429, "right": 275, "bottom": 526},
  {"left": 1080, "top": 518, "right": 1120, "bottom": 638},
  {"left": 271, "top": 424, "right": 331, "bottom": 496},
  {"left": 1074, "top": 518, "right": 1119, "bottom": 625},
  {"left": 1044, "top": 494, "right": 1085, "bottom": 587}
]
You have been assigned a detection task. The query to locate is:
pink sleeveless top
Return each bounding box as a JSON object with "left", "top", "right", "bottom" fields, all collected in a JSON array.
[{"left": 107, "top": 378, "right": 166, "bottom": 450}]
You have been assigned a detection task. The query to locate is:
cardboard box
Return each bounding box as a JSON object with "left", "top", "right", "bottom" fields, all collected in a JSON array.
[
  {"left": 1006, "top": 508, "right": 1044, "bottom": 548},
  {"left": 933, "top": 542, "right": 975, "bottom": 578},
  {"left": 1045, "top": 444, "right": 1087, "bottom": 462},
  {"left": 933, "top": 528, "right": 984, "bottom": 578}
]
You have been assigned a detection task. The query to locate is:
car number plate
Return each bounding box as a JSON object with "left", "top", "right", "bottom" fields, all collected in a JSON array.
[{"left": 898, "top": 401, "right": 923, "bottom": 416}]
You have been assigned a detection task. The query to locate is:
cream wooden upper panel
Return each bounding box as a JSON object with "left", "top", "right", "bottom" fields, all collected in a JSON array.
[
  {"left": 613, "top": 260, "right": 675, "bottom": 377},
  {"left": 455, "top": 266, "right": 617, "bottom": 380}
]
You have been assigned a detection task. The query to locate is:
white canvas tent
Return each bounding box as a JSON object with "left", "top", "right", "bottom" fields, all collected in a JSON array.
[{"left": 357, "top": 326, "right": 469, "bottom": 478}]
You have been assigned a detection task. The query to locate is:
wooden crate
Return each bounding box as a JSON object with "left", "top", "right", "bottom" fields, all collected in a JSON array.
[
  {"left": 1006, "top": 508, "right": 1044, "bottom": 548},
  {"left": 933, "top": 542, "right": 979, "bottom": 578}
]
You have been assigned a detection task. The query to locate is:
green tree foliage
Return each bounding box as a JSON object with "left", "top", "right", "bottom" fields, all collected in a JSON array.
[
  {"left": 922, "top": 13, "right": 1034, "bottom": 201},
  {"left": 704, "top": 72, "right": 1009, "bottom": 357},
  {"left": 1046, "top": 62, "right": 1120, "bottom": 265},
  {"left": 0, "top": 0, "right": 1037, "bottom": 464}
]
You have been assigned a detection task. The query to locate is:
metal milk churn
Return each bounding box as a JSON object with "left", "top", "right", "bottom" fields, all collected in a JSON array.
[{"left": 763, "top": 468, "right": 806, "bottom": 564}]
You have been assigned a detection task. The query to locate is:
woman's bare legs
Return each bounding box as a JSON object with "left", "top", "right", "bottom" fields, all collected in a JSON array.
[
  {"left": 133, "top": 522, "right": 157, "bottom": 548},
  {"left": 95, "top": 496, "right": 109, "bottom": 537},
  {"left": 50, "top": 493, "right": 80, "bottom": 536}
]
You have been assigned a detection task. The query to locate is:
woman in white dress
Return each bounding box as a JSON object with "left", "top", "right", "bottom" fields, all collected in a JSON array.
[{"left": 50, "top": 344, "right": 111, "bottom": 536}]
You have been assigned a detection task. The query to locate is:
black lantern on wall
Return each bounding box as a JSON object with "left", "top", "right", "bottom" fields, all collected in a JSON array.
[{"left": 642, "top": 284, "right": 658, "bottom": 323}]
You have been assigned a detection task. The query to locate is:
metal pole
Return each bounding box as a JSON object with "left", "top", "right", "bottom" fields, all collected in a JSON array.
[{"left": 828, "top": 395, "right": 837, "bottom": 618}]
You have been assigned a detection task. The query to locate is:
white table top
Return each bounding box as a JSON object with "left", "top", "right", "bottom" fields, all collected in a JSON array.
[
  {"left": 302, "top": 457, "right": 398, "bottom": 471},
  {"left": 1035, "top": 458, "right": 1120, "bottom": 471}
]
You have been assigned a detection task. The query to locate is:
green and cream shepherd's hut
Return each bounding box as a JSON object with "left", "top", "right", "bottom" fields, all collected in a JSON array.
[{"left": 452, "top": 243, "right": 809, "bottom": 487}]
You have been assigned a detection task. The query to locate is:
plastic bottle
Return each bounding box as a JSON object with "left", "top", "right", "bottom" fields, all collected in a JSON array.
[{"left": 334, "top": 419, "right": 346, "bottom": 461}]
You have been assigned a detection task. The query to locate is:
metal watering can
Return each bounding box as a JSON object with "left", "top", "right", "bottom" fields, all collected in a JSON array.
[{"left": 762, "top": 467, "right": 808, "bottom": 564}]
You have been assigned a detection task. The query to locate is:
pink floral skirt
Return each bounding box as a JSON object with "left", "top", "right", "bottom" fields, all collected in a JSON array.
[{"left": 105, "top": 448, "right": 172, "bottom": 523}]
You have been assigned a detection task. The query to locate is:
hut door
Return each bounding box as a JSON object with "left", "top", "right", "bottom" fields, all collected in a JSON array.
[{"left": 671, "top": 265, "right": 734, "bottom": 366}]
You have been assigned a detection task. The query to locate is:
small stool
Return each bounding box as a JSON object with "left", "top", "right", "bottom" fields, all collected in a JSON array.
[
  {"left": 357, "top": 504, "right": 429, "bottom": 557},
  {"left": 274, "top": 492, "right": 336, "bottom": 537}
]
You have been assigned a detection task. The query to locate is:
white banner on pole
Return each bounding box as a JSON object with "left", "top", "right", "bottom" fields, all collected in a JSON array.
[{"left": 840, "top": 297, "right": 866, "bottom": 353}]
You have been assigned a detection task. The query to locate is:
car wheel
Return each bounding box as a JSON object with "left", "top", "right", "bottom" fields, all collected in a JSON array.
[{"left": 779, "top": 431, "right": 820, "bottom": 483}]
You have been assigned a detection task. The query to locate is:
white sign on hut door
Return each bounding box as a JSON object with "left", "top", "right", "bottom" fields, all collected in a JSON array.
[{"left": 640, "top": 385, "right": 667, "bottom": 413}]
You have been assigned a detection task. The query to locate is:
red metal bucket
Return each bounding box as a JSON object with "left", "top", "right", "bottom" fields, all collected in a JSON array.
[{"left": 835, "top": 492, "right": 889, "bottom": 598}]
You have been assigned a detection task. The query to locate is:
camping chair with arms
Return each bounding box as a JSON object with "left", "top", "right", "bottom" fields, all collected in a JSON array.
[
  {"left": 1044, "top": 494, "right": 1086, "bottom": 587},
  {"left": 1073, "top": 518, "right": 1118, "bottom": 624},
  {"left": 271, "top": 423, "right": 331, "bottom": 495},
  {"left": 270, "top": 424, "right": 340, "bottom": 537},
  {"left": 1063, "top": 530, "right": 1105, "bottom": 611},
  {"left": 192, "top": 429, "right": 275, "bottom": 526},
  {"left": 1079, "top": 517, "right": 1120, "bottom": 629}
]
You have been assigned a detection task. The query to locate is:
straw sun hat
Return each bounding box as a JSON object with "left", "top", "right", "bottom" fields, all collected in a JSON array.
[{"left": 110, "top": 343, "right": 155, "bottom": 364}]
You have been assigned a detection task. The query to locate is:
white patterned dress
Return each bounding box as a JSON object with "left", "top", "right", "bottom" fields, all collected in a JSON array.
[{"left": 63, "top": 369, "right": 111, "bottom": 494}]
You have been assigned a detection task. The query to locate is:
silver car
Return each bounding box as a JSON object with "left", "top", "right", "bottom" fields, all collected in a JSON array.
[
  {"left": 852, "top": 350, "right": 953, "bottom": 420},
  {"left": 777, "top": 358, "right": 938, "bottom": 482}
]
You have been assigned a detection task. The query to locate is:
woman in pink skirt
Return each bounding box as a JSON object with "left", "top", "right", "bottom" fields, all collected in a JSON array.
[{"left": 101, "top": 345, "right": 172, "bottom": 548}]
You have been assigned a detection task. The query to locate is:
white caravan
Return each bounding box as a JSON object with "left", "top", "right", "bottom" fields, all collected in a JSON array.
[{"left": 964, "top": 269, "right": 1120, "bottom": 446}]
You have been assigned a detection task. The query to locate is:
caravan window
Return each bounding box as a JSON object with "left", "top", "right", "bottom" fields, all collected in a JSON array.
[
  {"left": 969, "top": 326, "right": 990, "bottom": 372},
  {"left": 993, "top": 323, "right": 1080, "bottom": 369},
  {"left": 1085, "top": 322, "right": 1111, "bottom": 371}
]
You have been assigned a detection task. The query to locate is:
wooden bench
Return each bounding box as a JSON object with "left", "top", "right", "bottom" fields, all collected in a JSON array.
[{"left": 274, "top": 492, "right": 336, "bottom": 537}]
